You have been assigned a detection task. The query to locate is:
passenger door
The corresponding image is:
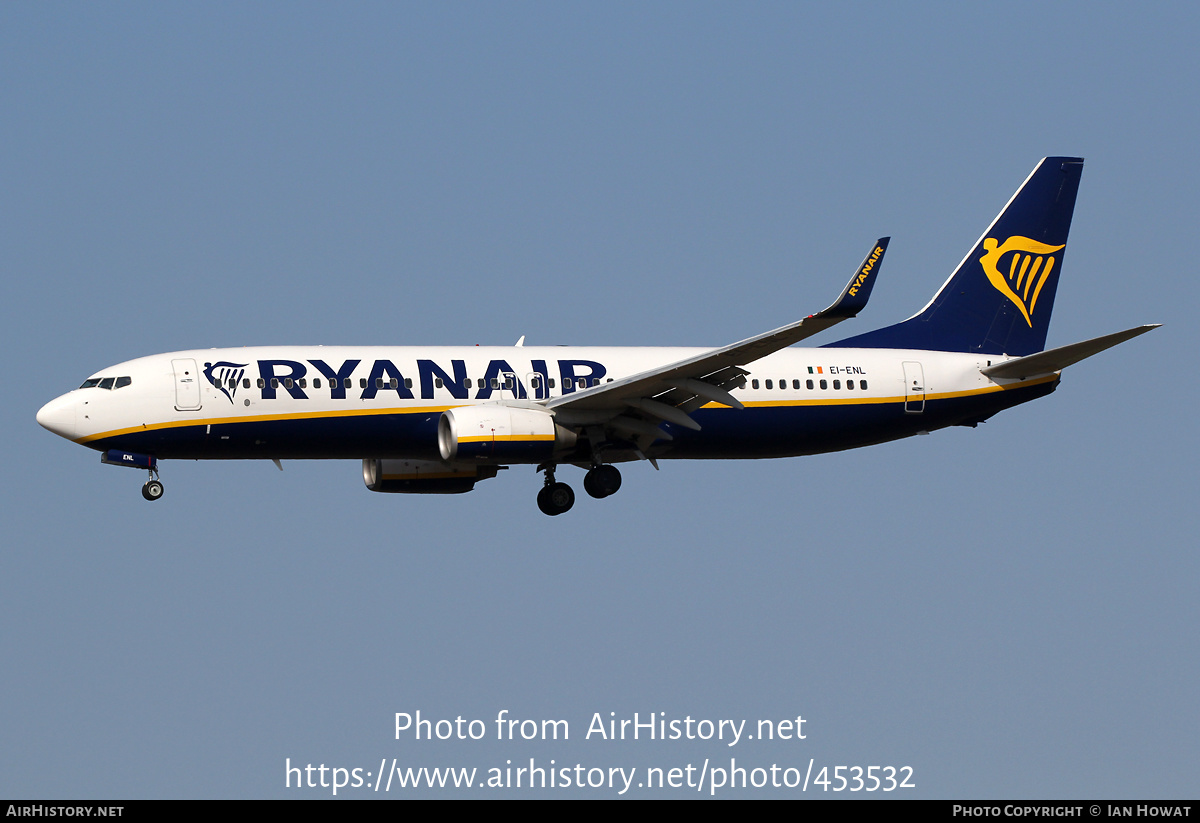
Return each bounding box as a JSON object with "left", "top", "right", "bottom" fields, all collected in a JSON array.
[
  {"left": 902, "top": 361, "right": 925, "bottom": 413},
  {"left": 172, "top": 358, "right": 202, "bottom": 411}
]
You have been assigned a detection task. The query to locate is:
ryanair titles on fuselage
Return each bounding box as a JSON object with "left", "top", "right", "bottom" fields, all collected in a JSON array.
[
  {"left": 197, "top": 354, "right": 871, "bottom": 404},
  {"left": 211, "top": 357, "right": 609, "bottom": 403}
]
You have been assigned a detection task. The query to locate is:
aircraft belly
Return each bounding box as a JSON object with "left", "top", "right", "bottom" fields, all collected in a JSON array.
[
  {"left": 95, "top": 412, "right": 444, "bottom": 461},
  {"left": 663, "top": 380, "right": 1057, "bottom": 459},
  {"left": 663, "top": 402, "right": 915, "bottom": 458}
]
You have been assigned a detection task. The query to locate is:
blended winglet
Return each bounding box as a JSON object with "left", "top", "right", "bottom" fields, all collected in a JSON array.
[{"left": 823, "top": 237, "right": 889, "bottom": 319}]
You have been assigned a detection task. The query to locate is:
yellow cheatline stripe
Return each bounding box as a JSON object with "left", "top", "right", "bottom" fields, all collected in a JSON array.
[
  {"left": 77, "top": 374, "right": 1059, "bottom": 444},
  {"left": 458, "top": 434, "right": 556, "bottom": 443},
  {"left": 75, "top": 404, "right": 457, "bottom": 444}
]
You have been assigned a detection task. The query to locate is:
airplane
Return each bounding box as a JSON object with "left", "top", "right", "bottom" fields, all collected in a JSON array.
[{"left": 37, "top": 157, "right": 1158, "bottom": 515}]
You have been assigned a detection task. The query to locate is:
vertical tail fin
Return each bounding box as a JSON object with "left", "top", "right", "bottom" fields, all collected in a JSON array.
[{"left": 827, "top": 157, "right": 1083, "bottom": 356}]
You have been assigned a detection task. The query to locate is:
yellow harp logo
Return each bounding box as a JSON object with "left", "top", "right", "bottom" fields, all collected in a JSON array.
[{"left": 979, "top": 236, "right": 1065, "bottom": 327}]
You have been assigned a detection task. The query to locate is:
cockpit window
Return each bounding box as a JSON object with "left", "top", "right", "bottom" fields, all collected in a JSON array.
[{"left": 79, "top": 375, "right": 132, "bottom": 390}]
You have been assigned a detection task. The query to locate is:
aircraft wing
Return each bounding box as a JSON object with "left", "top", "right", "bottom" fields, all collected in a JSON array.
[
  {"left": 980, "top": 324, "right": 1159, "bottom": 380},
  {"left": 544, "top": 239, "right": 889, "bottom": 441}
]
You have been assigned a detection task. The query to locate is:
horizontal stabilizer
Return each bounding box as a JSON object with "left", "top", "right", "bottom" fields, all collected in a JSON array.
[{"left": 981, "top": 324, "right": 1160, "bottom": 380}]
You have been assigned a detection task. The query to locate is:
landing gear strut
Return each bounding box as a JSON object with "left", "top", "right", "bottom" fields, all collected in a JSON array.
[
  {"left": 536, "top": 464, "right": 574, "bottom": 516},
  {"left": 583, "top": 464, "right": 622, "bottom": 499}
]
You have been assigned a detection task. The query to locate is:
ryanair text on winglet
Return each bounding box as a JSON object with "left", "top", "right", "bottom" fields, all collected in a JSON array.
[{"left": 847, "top": 245, "right": 885, "bottom": 297}]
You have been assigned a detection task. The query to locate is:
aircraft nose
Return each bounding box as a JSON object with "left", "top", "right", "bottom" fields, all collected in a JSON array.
[{"left": 37, "top": 393, "right": 77, "bottom": 440}]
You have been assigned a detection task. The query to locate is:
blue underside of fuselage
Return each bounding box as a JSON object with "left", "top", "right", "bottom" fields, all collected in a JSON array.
[{"left": 90, "top": 380, "right": 1056, "bottom": 462}]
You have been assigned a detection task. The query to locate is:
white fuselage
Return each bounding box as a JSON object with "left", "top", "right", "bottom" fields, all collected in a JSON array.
[{"left": 37, "top": 345, "right": 1055, "bottom": 463}]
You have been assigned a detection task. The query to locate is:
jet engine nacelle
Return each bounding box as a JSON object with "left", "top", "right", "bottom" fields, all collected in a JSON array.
[
  {"left": 438, "top": 404, "right": 576, "bottom": 463},
  {"left": 362, "top": 459, "right": 499, "bottom": 494}
]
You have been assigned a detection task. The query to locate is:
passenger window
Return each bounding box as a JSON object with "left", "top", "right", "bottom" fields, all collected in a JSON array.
[
  {"left": 405, "top": 378, "right": 413, "bottom": 389},
  {"left": 563, "top": 378, "right": 573, "bottom": 389},
  {"left": 751, "top": 379, "right": 759, "bottom": 389},
  {"left": 846, "top": 380, "right": 854, "bottom": 390},
  {"left": 491, "top": 378, "right": 500, "bottom": 389},
  {"left": 819, "top": 379, "right": 827, "bottom": 390},
  {"left": 765, "top": 379, "right": 773, "bottom": 389},
  {"left": 115, "top": 376, "right": 132, "bottom": 389},
  {"left": 530, "top": 376, "right": 541, "bottom": 390},
  {"left": 833, "top": 380, "right": 840, "bottom": 390},
  {"left": 860, "top": 380, "right": 868, "bottom": 390},
  {"left": 313, "top": 378, "right": 322, "bottom": 388},
  {"left": 548, "top": 379, "right": 556, "bottom": 389},
  {"left": 271, "top": 378, "right": 279, "bottom": 388},
  {"left": 792, "top": 379, "right": 800, "bottom": 389},
  {"left": 258, "top": 378, "right": 265, "bottom": 389},
  {"left": 243, "top": 378, "right": 251, "bottom": 389},
  {"left": 285, "top": 378, "right": 294, "bottom": 389},
  {"left": 359, "top": 378, "right": 367, "bottom": 388},
  {"left": 299, "top": 378, "right": 307, "bottom": 389},
  {"left": 390, "top": 378, "right": 398, "bottom": 389},
  {"left": 806, "top": 380, "right": 814, "bottom": 390},
  {"left": 344, "top": 378, "right": 351, "bottom": 388}
]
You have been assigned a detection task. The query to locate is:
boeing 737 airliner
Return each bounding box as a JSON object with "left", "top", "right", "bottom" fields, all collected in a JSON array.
[{"left": 38, "top": 157, "right": 1157, "bottom": 514}]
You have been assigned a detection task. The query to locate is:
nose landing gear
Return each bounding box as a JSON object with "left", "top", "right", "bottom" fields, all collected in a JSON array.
[
  {"left": 100, "top": 450, "right": 164, "bottom": 501},
  {"left": 141, "top": 469, "right": 164, "bottom": 501}
]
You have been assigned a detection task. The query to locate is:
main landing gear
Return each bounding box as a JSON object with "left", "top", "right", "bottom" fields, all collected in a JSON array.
[
  {"left": 537, "top": 480, "right": 574, "bottom": 516},
  {"left": 536, "top": 463, "right": 622, "bottom": 515},
  {"left": 583, "top": 464, "right": 622, "bottom": 499},
  {"left": 536, "top": 464, "right": 574, "bottom": 516}
]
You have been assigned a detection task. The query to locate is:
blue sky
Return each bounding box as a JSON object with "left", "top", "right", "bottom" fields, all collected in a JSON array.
[{"left": 3, "top": 2, "right": 1197, "bottom": 798}]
